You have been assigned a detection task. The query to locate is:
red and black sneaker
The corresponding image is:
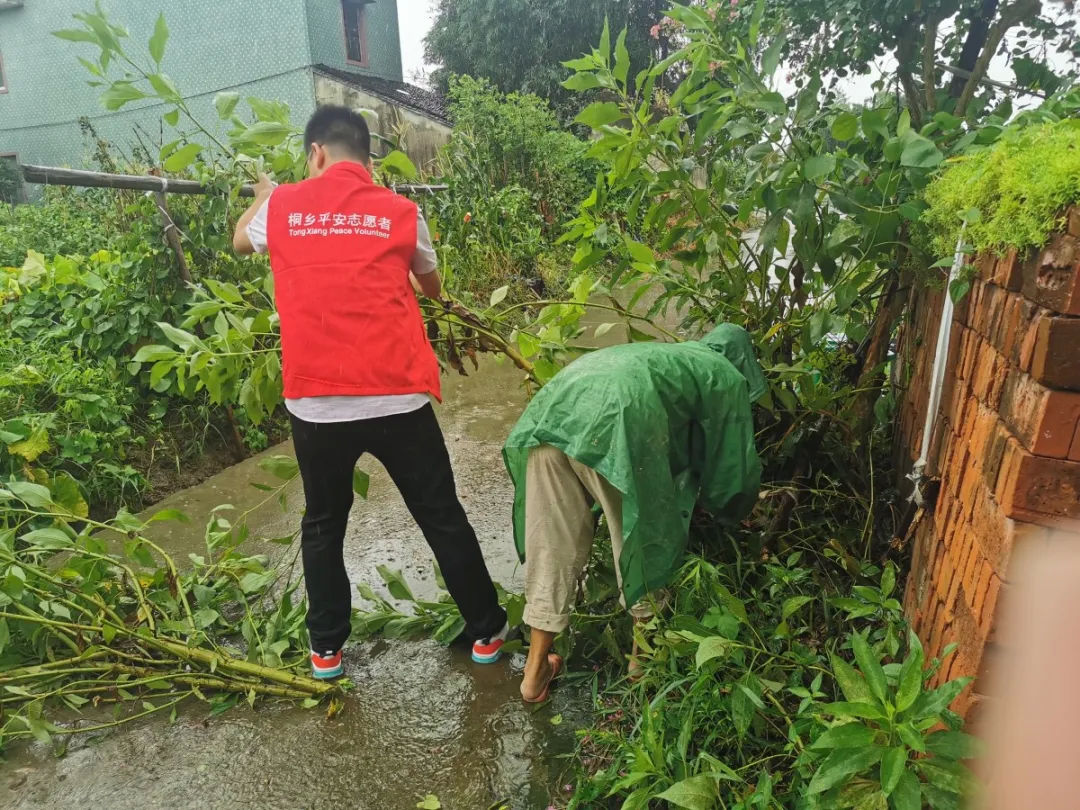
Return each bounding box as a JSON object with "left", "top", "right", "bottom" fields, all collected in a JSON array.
[
  {"left": 471, "top": 621, "right": 513, "bottom": 664},
  {"left": 310, "top": 648, "right": 344, "bottom": 680}
]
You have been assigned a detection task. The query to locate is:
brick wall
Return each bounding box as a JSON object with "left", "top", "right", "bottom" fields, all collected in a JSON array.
[{"left": 897, "top": 208, "right": 1080, "bottom": 719}]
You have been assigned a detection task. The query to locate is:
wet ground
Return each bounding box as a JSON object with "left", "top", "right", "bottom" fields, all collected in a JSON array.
[{"left": 0, "top": 357, "right": 589, "bottom": 810}]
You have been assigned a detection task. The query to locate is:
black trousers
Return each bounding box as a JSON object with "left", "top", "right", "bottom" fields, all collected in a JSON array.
[{"left": 290, "top": 404, "right": 506, "bottom": 652}]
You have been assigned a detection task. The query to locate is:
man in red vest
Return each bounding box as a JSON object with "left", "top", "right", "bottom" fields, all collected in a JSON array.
[{"left": 232, "top": 105, "right": 510, "bottom": 679}]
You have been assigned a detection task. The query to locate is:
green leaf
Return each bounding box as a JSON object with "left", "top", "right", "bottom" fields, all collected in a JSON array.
[
  {"left": 900, "top": 135, "right": 944, "bottom": 169},
  {"left": 655, "top": 774, "right": 715, "bottom": 810},
  {"left": 8, "top": 427, "right": 50, "bottom": 462},
  {"left": 258, "top": 454, "right": 299, "bottom": 480},
  {"left": 761, "top": 33, "right": 786, "bottom": 77},
  {"left": 164, "top": 109, "right": 180, "bottom": 126},
  {"left": 895, "top": 632, "right": 925, "bottom": 713},
  {"left": 101, "top": 81, "right": 147, "bottom": 111},
  {"left": 50, "top": 474, "right": 88, "bottom": 519},
  {"left": 148, "top": 13, "right": 169, "bottom": 64},
  {"left": 234, "top": 121, "right": 293, "bottom": 147},
  {"left": 157, "top": 321, "right": 200, "bottom": 350},
  {"left": 562, "top": 72, "right": 603, "bottom": 92},
  {"left": 824, "top": 701, "right": 887, "bottom": 721},
  {"left": 147, "top": 73, "right": 181, "bottom": 103},
  {"left": 910, "top": 678, "right": 970, "bottom": 721},
  {"left": 851, "top": 633, "right": 888, "bottom": 704},
  {"left": 625, "top": 239, "right": 654, "bottom": 264},
  {"left": 862, "top": 108, "right": 890, "bottom": 141},
  {"left": 416, "top": 796, "right": 441, "bottom": 810},
  {"left": 215, "top": 91, "right": 240, "bottom": 120},
  {"left": 163, "top": 143, "right": 202, "bottom": 173},
  {"left": 352, "top": 468, "right": 370, "bottom": 499},
  {"left": 7, "top": 481, "right": 54, "bottom": 509},
  {"left": 831, "top": 112, "right": 859, "bottom": 141},
  {"left": 489, "top": 285, "right": 509, "bottom": 307},
  {"left": 808, "top": 747, "right": 884, "bottom": 795},
  {"left": 896, "top": 109, "right": 911, "bottom": 136},
  {"left": 21, "top": 528, "right": 74, "bottom": 550},
  {"left": 781, "top": 595, "right": 814, "bottom": 621},
  {"left": 714, "top": 583, "right": 747, "bottom": 624},
  {"left": 149, "top": 508, "right": 190, "bottom": 524},
  {"left": 576, "top": 101, "right": 623, "bottom": 129},
  {"left": 133, "top": 343, "right": 177, "bottom": 364},
  {"left": 924, "top": 730, "right": 982, "bottom": 759},
  {"left": 377, "top": 566, "right": 415, "bottom": 601},
  {"left": 379, "top": 150, "right": 418, "bottom": 180},
  {"left": 613, "top": 28, "right": 630, "bottom": 86},
  {"left": 748, "top": 0, "right": 765, "bottom": 44},
  {"left": 53, "top": 28, "right": 101, "bottom": 45},
  {"left": 695, "top": 636, "right": 731, "bottom": 668},
  {"left": 880, "top": 747, "right": 906, "bottom": 796},
  {"left": 831, "top": 654, "right": 873, "bottom": 703},
  {"left": 811, "top": 722, "right": 876, "bottom": 750},
  {"left": 891, "top": 770, "right": 921, "bottom": 810},
  {"left": 804, "top": 154, "right": 836, "bottom": 181},
  {"left": 193, "top": 608, "right": 219, "bottom": 629}
]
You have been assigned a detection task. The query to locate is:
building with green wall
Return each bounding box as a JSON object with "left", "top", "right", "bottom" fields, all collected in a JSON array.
[{"left": 0, "top": 0, "right": 450, "bottom": 188}]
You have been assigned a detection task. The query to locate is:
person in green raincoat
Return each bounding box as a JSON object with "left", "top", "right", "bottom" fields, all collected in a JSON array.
[{"left": 503, "top": 323, "right": 766, "bottom": 702}]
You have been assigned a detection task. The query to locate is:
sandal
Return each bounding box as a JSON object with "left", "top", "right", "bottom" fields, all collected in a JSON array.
[{"left": 522, "top": 653, "right": 563, "bottom": 704}]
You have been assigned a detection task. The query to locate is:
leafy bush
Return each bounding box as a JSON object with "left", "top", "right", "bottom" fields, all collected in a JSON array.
[
  {"left": 563, "top": 552, "right": 977, "bottom": 809},
  {"left": 922, "top": 117, "right": 1080, "bottom": 256},
  {"left": 425, "top": 76, "right": 599, "bottom": 303}
]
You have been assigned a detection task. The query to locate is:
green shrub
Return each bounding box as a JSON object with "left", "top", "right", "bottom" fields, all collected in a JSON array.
[{"left": 922, "top": 117, "right": 1080, "bottom": 256}]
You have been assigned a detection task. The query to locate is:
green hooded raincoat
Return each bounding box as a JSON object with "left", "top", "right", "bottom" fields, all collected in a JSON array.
[{"left": 503, "top": 324, "right": 767, "bottom": 606}]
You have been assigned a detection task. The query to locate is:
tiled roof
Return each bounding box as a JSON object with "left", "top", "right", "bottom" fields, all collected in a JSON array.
[{"left": 313, "top": 65, "right": 452, "bottom": 125}]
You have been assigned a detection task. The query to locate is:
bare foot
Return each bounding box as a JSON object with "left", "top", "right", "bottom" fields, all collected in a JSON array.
[{"left": 521, "top": 655, "right": 554, "bottom": 701}]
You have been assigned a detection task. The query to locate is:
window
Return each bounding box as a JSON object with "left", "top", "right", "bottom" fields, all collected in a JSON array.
[{"left": 341, "top": 1, "right": 367, "bottom": 65}]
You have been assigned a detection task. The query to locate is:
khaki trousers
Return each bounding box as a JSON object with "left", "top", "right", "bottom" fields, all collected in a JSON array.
[{"left": 523, "top": 444, "right": 665, "bottom": 633}]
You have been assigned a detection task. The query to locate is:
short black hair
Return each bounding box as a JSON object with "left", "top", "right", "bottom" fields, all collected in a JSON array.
[{"left": 304, "top": 105, "right": 371, "bottom": 161}]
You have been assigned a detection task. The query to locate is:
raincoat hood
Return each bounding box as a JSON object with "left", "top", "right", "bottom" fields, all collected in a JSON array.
[{"left": 698, "top": 324, "right": 768, "bottom": 402}]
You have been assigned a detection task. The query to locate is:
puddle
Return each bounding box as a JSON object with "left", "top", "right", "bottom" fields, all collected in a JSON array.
[{"left": 0, "top": 356, "right": 591, "bottom": 810}]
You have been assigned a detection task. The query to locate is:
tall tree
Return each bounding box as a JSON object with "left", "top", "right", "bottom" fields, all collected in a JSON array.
[
  {"left": 742, "top": 0, "right": 1078, "bottom": 124},
  {"left": 424, "top": 0, "right": 668, "bottom": 118}
]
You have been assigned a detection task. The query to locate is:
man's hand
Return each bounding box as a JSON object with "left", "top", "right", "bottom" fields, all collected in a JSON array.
[
  {"left": 233, "top": 173, "right": 276, "bottom": 255},
  {"left": 253, "top": 173, "right": 275, "bottom": 198}
]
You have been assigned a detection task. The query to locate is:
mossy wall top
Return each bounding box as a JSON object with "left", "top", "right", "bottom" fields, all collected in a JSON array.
[{"left": 922, "top": 118, "right": 1080, "bottom": 257}]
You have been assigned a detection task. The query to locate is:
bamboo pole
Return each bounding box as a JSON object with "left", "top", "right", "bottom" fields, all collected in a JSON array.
[{"left": 20, "top": 164, "right": 447, "bottom": 197}]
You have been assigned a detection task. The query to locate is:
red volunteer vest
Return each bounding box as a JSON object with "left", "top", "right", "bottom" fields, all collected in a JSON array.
[{"left": 266, "top": 161, "right": 441, "bottom": 401}]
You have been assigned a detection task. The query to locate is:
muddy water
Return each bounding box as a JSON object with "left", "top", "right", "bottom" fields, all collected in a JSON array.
[{"left": 0, "top": 357, "right": 591, "bottom": 810}]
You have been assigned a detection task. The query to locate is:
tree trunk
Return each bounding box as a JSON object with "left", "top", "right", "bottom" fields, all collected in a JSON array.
[
  {"left": 848, "top": 264, "right": 914, "bottom": 443},
  {"left": 948, "top": 0, "right": 1001, "bottom": 98},
  {"left": 956, "top": 0, "right": 1042, "bottom": 116}
]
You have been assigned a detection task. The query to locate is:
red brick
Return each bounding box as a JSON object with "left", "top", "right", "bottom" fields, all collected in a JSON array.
[
  {"left": 1030, "top": 315, "right": 1080, "bottom": 392},
  {"left": 1071, "top": 419, "right": 1080, "bottom": 462},
  {"left": 999, "top": 450, "right": 1080, "bottom": 522},
  {"left": 1016, "top": 302, "right": 1045, "bottom": 372},
  {"left": 972, "top": 562, "right": 996, "bottom": 627},
  {"left": 970, "top": 485, "right": 1011, "bottom": 573},
  {"left": 971, "top": 350, "right": 997, "bottom": 404},
  {"left": 999, "top": 369, "right": 1080, "bottom": 459},
  {"left": 1021, "top": 232, "right": 1080, "bottom": 316},
  {"left": 993, "top": 248, "right": 1024, "bottom": 291},
  {"left": 982, "top": 421, "right": 1012, "bottom": 491},
  {"left": 945, "top": 591, "right": 985, "bottom": 684},
  {"left": 987, "top": 355, "right": 1007, "bottom": 411},
  {"left": 1069, "top": 207, "right": 1080, "bottom": 239},
  {"left": 994, "top": 437, "right": 1024, "bottom": 504},
  {"left": 979, "top": 573, "right": 1002, "bottom": 634},
  {"left": 976, "top": 252, "right": 997, "bottom": 283}
]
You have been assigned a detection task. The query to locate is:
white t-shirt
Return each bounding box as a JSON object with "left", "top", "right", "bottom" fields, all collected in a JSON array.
[{"left": 247, "top": 189, "right": 438, "bottom": 423}]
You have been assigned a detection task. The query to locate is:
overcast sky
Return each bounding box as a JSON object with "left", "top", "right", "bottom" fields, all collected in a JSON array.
[{"left": 397, "top": 0, "right": 438, "bottom": 86}]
